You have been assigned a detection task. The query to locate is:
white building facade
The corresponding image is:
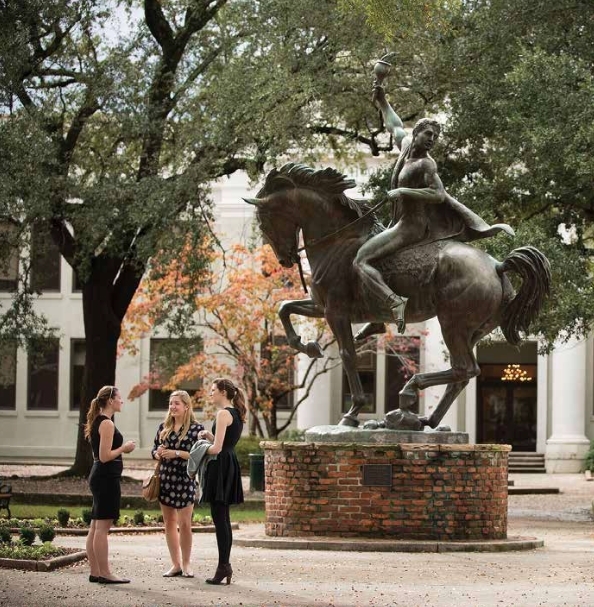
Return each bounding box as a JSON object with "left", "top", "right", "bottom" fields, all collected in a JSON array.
[{"left": 1, "top": 170, "right": 593, "bottom": 472}]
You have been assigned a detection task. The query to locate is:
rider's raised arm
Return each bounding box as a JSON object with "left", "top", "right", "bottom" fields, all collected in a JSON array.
[{"left": 372, "top": 84, "right": 407, "bottom": 150}]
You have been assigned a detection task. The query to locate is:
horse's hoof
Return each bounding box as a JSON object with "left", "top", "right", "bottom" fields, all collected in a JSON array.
[
  {"left": 384, "top": 409, "right": 423, "bottom": 431},
  {"left": 338, "top": 415, "right": 359, "bottom": 427},
  {"left": 305, "top": 341, "right": 324, "bottom": 359}
]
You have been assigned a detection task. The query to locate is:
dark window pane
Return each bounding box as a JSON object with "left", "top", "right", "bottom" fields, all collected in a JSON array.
[
  {"left": 0, "top": 341, "right": 17, "bottom": 410},
  {"left": 70, "top": 339, "right": 85, "bottom": 410},
  {"left": 0, "top": 223, "right": 18, "bottom": 291},
  {"left": 148, "top": 338, "right": 202, "bottom": 411},
  {"left": 30, "top": 224, "right": 61, "bottom": 292},
  {"left": 385, "top": 337, "right": 420, "bottom": 414},
  {"left": 72, "top": 269, "right": 83, "bottom": 292},
  {"left": 27, "top": 338, "right": 59, "bottom": 410}
]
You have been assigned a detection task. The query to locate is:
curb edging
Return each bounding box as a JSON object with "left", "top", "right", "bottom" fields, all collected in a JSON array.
[{"left": 0, "top": 550, "right": 87, "bottom": 571}]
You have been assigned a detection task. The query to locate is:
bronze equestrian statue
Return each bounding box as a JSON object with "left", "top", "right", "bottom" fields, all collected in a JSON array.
[{"left": 244, "top": 63, "right": 551, "bottom": 430}]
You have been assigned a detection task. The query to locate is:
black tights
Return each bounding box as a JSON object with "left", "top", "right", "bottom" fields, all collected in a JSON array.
[{"left": 210, "top": 501, "right": 232, "bottom": 565}]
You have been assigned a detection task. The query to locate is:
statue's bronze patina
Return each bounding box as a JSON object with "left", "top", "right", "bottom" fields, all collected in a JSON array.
[{"left": 244, "top": 59, "right": 551, "bottom": 430}]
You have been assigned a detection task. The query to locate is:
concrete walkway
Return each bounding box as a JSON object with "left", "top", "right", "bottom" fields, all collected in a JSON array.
[{"left": 0, "top": 469, "right": 592, "bottom": 606}]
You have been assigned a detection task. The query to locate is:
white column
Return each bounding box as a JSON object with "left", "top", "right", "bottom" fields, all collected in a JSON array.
[
  {"left": 536, "top": 348, "right": 549, "bottom": 454},
  {"left": 295, "top": 352, "right": 335, "bottom": 429},
  {"left": 545, "top": 337, "right": 590, "bottom": 473},
  {"left": 465, "top": 376, "right": 477, "bottom": 444}
]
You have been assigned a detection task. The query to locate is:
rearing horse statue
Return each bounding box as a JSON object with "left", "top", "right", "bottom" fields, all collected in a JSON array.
[{"left": 244, "top": 163, "right": 551, "bottom": 430}]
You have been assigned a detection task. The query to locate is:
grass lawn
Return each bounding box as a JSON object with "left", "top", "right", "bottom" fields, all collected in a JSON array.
[{"left": 7, "top": 504, "right": 265, "bottom": 523}]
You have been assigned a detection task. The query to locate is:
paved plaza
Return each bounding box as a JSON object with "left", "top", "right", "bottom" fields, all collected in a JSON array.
[{"left": 0, "top": 471, "right": 593, "bottom": 607}]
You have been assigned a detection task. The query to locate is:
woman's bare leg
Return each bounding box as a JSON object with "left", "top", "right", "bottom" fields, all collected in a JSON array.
[
  {"left": 85, "top": 520, "right": 100, "bottom": 578},
  {"left": 178, "top": 504, "right": 194, "bottom": 575},
  {"left": 161, "top": 504, "right": 182, "bottom": 574}
]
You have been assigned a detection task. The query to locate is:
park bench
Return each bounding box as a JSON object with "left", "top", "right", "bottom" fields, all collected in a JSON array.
[{"left": 0, "top": 482, "right": 12, "bottom": 519}]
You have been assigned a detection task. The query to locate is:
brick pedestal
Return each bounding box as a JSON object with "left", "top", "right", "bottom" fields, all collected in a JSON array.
[{"left": 262, "top": 442, "right": 510, "bottom": 541}]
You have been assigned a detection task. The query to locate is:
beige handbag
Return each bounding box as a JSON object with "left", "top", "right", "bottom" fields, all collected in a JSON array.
[
  {"left": 142, "top": 461, "right": 160, "bottom": 502},
  {"left": 143, "top": 435, "right": 182, "bottom": 502}
]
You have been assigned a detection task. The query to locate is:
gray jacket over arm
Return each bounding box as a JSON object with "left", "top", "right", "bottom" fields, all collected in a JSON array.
[{"left": 187, "top": 439, "right": 217, "bottom": 501}]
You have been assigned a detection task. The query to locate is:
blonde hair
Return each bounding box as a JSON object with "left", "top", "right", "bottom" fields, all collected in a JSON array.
[
  {"left": 159, "top": 390, "right": 197, "bottom": 443},
  {"left": 84, "top": 386, "right": 117, "bottom": 440}
]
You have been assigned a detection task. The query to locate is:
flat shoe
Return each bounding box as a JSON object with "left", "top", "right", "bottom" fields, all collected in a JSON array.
[
  {"left": 97, "top": 577, "right": 130, "bottom": 584},
  {"left": 163, "top": 568, "right": 183, "bottom": 578},
  {"left": 89, "top": 575, "right": 99, "bottom": 583},
  {"left": 181, "top": 571, "right": 194, "bottom": 578}
]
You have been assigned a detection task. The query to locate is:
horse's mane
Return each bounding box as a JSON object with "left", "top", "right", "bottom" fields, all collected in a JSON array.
[{"left": 260, "top": 162, "right": 378, "bottom": 221}]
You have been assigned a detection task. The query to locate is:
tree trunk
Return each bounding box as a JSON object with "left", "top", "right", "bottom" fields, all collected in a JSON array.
[{"left": 62, "top": 265, "right": 123, "bottom": 477}]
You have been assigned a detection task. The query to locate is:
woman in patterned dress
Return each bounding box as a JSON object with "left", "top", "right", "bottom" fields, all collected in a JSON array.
[{"left": 151, "top": 390, "right": 203, "bottom": 578}]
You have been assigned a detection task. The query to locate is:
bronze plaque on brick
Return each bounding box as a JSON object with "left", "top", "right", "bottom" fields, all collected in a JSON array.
[{"left": 362, "top": 464, "right": 392, "bottom": 486}]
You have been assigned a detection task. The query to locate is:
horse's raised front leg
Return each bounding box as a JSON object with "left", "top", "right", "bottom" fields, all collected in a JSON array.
[
  {"left": 279, "top": 298, "right": 325, "bottom": 359},
  {"left": 324, "top": 314, "right": 366, "bottom": 427}
]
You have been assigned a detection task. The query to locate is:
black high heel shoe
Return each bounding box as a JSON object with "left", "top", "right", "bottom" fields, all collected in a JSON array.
[{"left": 205, "top": 563, "right": 232, "bottom": 585}]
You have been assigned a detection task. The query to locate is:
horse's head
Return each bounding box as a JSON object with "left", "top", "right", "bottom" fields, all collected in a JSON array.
[
  {"left": 243, "top": 168, "right": 300, "bottom": 268},
  {"left": 244, "top": 163, "right": 364, "bottom": 268}
]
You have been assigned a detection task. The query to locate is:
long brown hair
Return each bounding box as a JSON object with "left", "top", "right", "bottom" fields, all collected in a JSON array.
[
  {"left": 213, "top": 378, "right": 246, "bottom": 423},
  {"left": 84, "top": 385, "right": 117, "bottom": 440},
  {"left": 159, "top": 390, "right": 197, "bottom": 443}
]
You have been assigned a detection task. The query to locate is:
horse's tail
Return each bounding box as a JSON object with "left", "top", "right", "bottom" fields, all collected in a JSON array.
[{"left": 496, "top": 246, "right": 551, "bottom": 346}]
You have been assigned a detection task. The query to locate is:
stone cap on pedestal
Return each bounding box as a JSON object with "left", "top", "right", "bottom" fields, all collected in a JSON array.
[{"left": 303, "top": 424, "right": 469, "bottom": 445}]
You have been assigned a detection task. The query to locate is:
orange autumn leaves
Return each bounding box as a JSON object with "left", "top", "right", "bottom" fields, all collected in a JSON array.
[{"left": 122, "top": 242, "right": 330, "bottom": 434}]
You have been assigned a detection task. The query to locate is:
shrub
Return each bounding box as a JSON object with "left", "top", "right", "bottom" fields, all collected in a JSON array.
[
  {"left": 19, "top": 527, "right": 35, "bottom": 546},
  {"left": 133, "top": 510, "right": 145, "bottom": 525},
  {"left": 235, "top": 435, "right": 264, "bottom": 470},
  {"left": 81, "top": 509, "right": 93, "bottom": 525},
  {"left": 56, "top": 509, "right": 70, "bottom": 527},
  {"left": 583, "top": 440, "right": 594, "bottom": 472},
  {"left": 0, "top": 543, "right": 70, "bottom": 560},
  {"left": 278, "top": 428, "right": 306, "bottom": 441},
  {"left": 0, "top": 526, "right": 11, "bottom": 544},
  {"left": 38, "top": 524, "right": 56, "bottom": 543}
]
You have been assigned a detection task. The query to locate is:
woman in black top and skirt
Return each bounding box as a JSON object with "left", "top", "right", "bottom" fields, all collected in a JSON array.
[
  {"left": 84, "top": 386, "right": 136, "bottom": 584},
  {"left": 199, "top": 378, "right": 245, "bottom": 585}
]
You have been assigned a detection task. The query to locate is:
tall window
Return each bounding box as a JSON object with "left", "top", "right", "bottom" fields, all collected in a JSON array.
[
  {"left": 342, "top": 348, "right": 377, "bottom": 414},
  {"left": 0, "top": 222, "right": 18, "bottom": 291},
  {"left": 0, "top": 341, "right": 17, "bottom": 410},
  {"left": 385, "top": 336, "right": 420, "bottom": 414},
  {"left": 27, "top": 338, "right": 60, "bottom": 410},
  {"left": 148, "top": 338, "right": 202, "bottom": 411},
  {"left": 30, "top": 224, "right": 61, "bottom": 292},
  {"left": 70, "top": 339, "right": 85, "bottom": 410}
]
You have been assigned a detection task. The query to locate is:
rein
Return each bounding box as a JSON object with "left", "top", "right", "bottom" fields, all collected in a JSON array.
[
  {"left": 296, "top": 196, "right": 390, "bottom": 253},
  {"left": 294, "top": 196, "right": 391, "bottom": 294}
]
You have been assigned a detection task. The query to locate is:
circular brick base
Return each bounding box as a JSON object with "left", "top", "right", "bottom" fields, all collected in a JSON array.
[{"left": 262, "top": 442, "right": 510, "bottom": 541}]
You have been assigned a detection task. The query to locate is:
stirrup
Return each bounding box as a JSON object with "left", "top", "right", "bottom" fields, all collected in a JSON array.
[{"left": 388, "top": 296, "right": 407, "bottom": 334}]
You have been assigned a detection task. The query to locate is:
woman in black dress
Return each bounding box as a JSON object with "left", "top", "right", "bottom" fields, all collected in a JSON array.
[
  {"left": 151, "top": 390, "right": 203, "bottom": 578},
  {"left": 199, "top": 378, "right": 245, "bottom": 585},
  {"left": 84, "top": 386, "right": 136, "bottom": 584}
]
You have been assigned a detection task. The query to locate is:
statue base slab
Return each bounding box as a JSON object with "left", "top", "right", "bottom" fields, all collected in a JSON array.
[{"left": 304, "top": 425, "right": 469, "bottom": 445}]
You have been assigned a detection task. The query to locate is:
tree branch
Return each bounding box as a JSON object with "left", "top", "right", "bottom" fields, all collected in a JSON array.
[{"left": 144, "top": 0, "right": 175, "bottom": 54}]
